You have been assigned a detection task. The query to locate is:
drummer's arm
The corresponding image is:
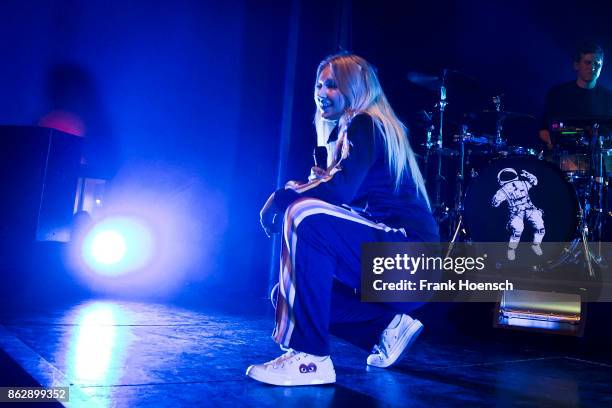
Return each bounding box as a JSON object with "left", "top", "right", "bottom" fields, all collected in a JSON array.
[
  {"left": 539, "top": 87, "right": 555, "bottom": 150},
  {"left": 539, "top": 129, "right": 553, "bottom": 150}
]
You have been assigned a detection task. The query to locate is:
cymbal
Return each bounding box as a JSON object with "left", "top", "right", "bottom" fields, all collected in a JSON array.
[
  {"left": 454, "top": 133, "right": 492, "bottom": 145},
  {"left": 410, "top": 109, "right": 433, "bottom": 126},
  {"left": 476, "top": 110, "right": 536, "bottom": 121},
  {"left": 406, "top": 72, "right": 444, "bottom": 90},
  {"left": 423, "top": 146, "right": 460, "bottom": 156},
  {"left": 406, "top": 69, "right": 478, "bottom": 91}
]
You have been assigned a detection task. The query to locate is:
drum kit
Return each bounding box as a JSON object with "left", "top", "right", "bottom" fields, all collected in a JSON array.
[{"left": 408, "top": 69, "right": 612, "bottom": 274}]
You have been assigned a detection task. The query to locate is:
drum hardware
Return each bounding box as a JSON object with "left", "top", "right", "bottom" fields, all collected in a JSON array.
[
  {"left": 446, "top": 123, "right": 502, "bottom": 243},
  {"left": 460, "top": 156, "right": 588, "bottom": 272},
  {"left": 475, "top": 105, "right": 536, "bottom": 151},
  {"left": 406, "top": 71, "right": 476, "bottom": 143},
  {"left": 581, "top": 222, "right": 596, "bottom": 278},
  {"left": 410, "top": 84, "right": 608, "bottom": 274},
  {"left": 447, "top": 138, "right": 586, "bottom": 273},
  {"left": 409, "top": 93, "right": 611, "bottom": 333},
  {"left": 437, "top": 73, "right": 448, "bottom": 149},
  {"left": 407, "top": 70, "right": 477, "bottom": 158},
  {"left": 454, "top": 116, "right": 609, "bottom": 273},
  {"left": 424, "top": 111, "right": 435, "bottom": 149},
  {"left": 429, "top": 72, "right": 449, "bottom": 212},
  {"left": 445, "top": 125, "right": 470, "bottom": 249},
  {"left": 408, "top": 69, "right": 459, "bottom": 214},
  {"left": 587, "top": 124, "right": 607, "bottom": 267},
  {"left": 453, "top": 128, "right": 491, "bottom": 146},
  {"left": 456, "top": 125, "right": 470, "bottom": 187},
  {"left": 492, "top": 94, "right": 505, "bottom": 147},
  {"left": 447, "top": 113, "right": 541, "bottom": 246},
  {"left": 477, "top": 110, "right": 537, "bottom": 121},
  {"left": 406, "top": 69, "right": 457, "bottom": 149},
  {"left": 406, "top": 69, "right": 478, "bottom": 93}
]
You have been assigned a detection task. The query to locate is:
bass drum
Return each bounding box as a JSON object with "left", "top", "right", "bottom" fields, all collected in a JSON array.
[{"left": 463, "top": 156, "right": 581, "bottom": 269}]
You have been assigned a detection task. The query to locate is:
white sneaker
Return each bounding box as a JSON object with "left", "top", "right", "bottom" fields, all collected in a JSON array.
[
  {"left": 246, "top": 349, "right": 336, "bottom": 386},
  {"left": 367, "top": 314, "right": 423, "bottom": 368},
  {"left": 531, "top": 244, "right": 543, "bottom": 256},
  {"left": 507, "top": 249, "right": 516, "bottom": 261}
]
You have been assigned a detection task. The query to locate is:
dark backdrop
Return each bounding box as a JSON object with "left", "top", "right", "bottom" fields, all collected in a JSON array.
[{"left": 1, "top": 0, "right": 611, "bottom": 300}]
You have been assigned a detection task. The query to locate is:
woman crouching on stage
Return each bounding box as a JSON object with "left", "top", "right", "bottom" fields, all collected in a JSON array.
[{"left": 248, "top": 52, "right": 439, "bottom": 386}]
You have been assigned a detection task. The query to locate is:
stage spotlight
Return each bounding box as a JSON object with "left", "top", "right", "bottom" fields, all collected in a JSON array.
[
  {"left": 81, "top": 216, "right": 154, "bottom": 275},
  {"left": 89, "top": 230, "right": 127, "bottom": 265}
]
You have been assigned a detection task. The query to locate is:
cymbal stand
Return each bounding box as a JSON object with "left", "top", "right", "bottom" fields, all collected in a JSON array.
[
  {"left": 580, "top": 219, "right": 596, "bottom": 278},
  {"left": 590, "top": 124, "right": 605, "bottom": 266},
  {"left": 445, "top": 125, "right": 469, "bottom": 256},
  {"left": 453, "top": 124, "right": 468, "bottom": 225},
  {"left": 429, "top": 72, "right": 448, "bottom": 216},
  {"left": 421, "top": 110, "right": 434, "bottom": 176},
  {"left": 424, "top": 111, "right": 435, "bottom": 150},
  {"left": 493, "top": 95, "right": 506, "bottom": 148},
  {"left": 573, "top": 123, "right": 605, "bottom": 278},
  {"left": 437, "top": 74, "right": 447, "bottom": 149}
]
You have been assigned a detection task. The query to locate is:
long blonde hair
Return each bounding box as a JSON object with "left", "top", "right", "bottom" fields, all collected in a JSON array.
[{"left": 314, "top": 53, "right": 430, "bottom": 207}]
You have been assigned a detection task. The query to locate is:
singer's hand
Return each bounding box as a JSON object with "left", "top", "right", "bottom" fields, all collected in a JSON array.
[
  {"left": 260, "top": 192, "right": 279, "bottom": 237},
  {"left": 285, "top": 180, "right": 304, "bottom": 189},
  {"left": 308, "top": 166, "right": 327, "bottom": 181}
]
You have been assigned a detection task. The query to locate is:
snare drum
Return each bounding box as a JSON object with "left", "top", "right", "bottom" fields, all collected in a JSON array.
[
  {"left": 497, "top": 146, "right": 537, "bottom": 157},
  {"left": 463, "top": 156, "right": 580, "bottom": 268}
]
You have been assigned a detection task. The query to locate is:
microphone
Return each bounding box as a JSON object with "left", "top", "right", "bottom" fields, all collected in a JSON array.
[{"left": 313, "top": 146, "right": 328, "bottom": 169}]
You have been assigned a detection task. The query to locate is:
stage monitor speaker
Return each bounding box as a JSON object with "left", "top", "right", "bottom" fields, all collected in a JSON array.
[
  {"left": 0, "top": 126, "right": 82, "bottom": 245},
  {"left": 494, "top": 289, "right": 584, "bottom": 336}
]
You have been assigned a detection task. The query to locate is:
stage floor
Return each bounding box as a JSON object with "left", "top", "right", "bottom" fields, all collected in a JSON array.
[{"left": 0, "top": 297, "right": 611, "bottom": 407}]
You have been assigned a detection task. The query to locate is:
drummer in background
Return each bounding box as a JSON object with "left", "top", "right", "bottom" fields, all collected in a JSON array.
[{"left": 539, "top": 41, "right": 612, "bottom": 150}]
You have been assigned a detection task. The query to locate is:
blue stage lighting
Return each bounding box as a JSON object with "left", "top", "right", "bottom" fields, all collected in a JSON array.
[
  {"left": 81, "top": 217, "right": 154, "bottom": 275},
  {"left": 90, "top": 230, "right": 127, "bottom": 265}
]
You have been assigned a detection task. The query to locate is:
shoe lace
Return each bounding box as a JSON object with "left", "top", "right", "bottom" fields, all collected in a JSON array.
[
  {"left": 372, "top": 327, "right": 397, "bottom": 358},
  {"left": 268, "top": 350, "right": 302, "bottom": 368},
  {"left": 371, "top": 343, "right": 388, "bottom": 358}
]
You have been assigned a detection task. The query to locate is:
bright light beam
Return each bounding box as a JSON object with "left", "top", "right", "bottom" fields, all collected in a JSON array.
[
  {"left": 81, "top": 216, "right": 154, "bottom": 276},
  {"left": 90, "top": 230, "right": 127, "bottom": 265}
]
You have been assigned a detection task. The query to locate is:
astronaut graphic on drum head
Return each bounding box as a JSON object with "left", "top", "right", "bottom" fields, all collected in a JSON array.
[{"left": 491, "top": 168, "right": 545, "bottom": 260}]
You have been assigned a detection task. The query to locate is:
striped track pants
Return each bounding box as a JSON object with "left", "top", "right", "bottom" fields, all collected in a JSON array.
[{"left": 271, "top": 198, "right": 422, "bottom": 356}]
